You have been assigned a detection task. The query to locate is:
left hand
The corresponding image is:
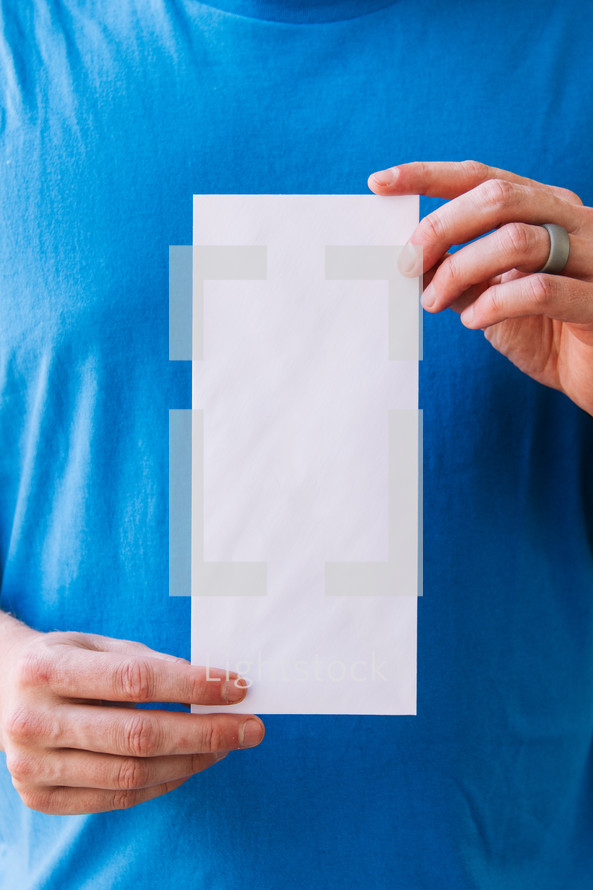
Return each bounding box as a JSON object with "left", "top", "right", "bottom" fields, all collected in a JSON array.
[{"left": 368, "top": 160, "right": 593, "bottom": 416}]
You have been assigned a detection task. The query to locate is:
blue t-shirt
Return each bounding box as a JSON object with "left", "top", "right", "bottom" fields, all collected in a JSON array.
[{"left": 1, "top": 1, "right": 593, "bottom": 887}]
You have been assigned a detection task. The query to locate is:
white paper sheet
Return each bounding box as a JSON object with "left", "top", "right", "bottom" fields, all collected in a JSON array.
[{"left": 191, "top": 194, "right": 421, "bottom": 715}]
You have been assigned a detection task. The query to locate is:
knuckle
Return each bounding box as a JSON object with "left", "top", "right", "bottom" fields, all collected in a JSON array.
[
  {"left": 4, "top": 707, "right": 48, "bottom": 745},
  {"left": 420, "top": 212, "right": 445, "bottom": 243},
  {"left": 500, "top": 222, "right": 533, "bottom": 256},
  {"left": 111, "top": 788, "right": 139, "bottom": 811},
  {"left": 19, "top": 787, "right": 55, "bottom": 814},
  {"left": 114, "top": 658, "right": 155, "bottom": 702},
  {"left": 440, "top": 255, "right": 463, "bottom": 292},
  {"left": 14, "top": 648, "right": 54, "bottom": 691},
  {"left": 476, "top": 178, "right": 514, "bottom": 210},
  {"left": 123, "top": 714, "right": 160, "bottom": 757},
  {"left": 415, "top": 160, "right": 431, "bottom": 179},
  {"left": 462, "top": 159, "right": 488, "bottom": 181},
  {"left": 199, "top": 720, "right": 220, "bottom": 754},
  {"left": 116, "top": 757, "right": 150, "bottom": 791},
  {"left": 6, "top": 751, "right": 38, "bottom": 782},
  {"left": 485, "top": 285, "right": 503, "bottom": 316},
  {"left": 558, "top": 186, "right": 583, "bottom": 206},
  {"left": 528, "top": 273, "right": 553, "bottom": 307}
]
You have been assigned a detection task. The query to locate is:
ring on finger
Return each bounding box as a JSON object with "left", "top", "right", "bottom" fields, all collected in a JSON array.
[{"left": 537, "top": 223, "right": 570, "bottom": 275}]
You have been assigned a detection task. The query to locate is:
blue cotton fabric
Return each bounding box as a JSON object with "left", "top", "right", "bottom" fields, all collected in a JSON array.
[{"left": 1, "top": 1, "right": 593, "bottom": 887}]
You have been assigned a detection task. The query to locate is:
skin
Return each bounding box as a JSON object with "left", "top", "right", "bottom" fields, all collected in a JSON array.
[
  {"left": 368, "top": 160, "right": 593, "bottom": 417},
  {"left": 2, "top": 158, "right": 591, "bottom": 816}
]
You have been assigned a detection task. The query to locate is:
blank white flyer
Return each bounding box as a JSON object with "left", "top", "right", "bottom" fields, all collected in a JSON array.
[{"left": 190, "top": 194, "right": 421, "bottom": 716}]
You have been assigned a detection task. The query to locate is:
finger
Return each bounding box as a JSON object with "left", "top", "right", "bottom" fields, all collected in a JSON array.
[
  {"left": 17, "top": 645, "right": 248, "bottom": 706},
  {"left": 50, "top": 704, "right": 265, "bottom": 757},
  {"left": 401, "top": 179, "right": 581, "bottom": 274},
  {"left": 420, "top": 252, "right": 486, "bottom": 314},
  {"left": 368, "top": 159, "right": 584, "bottom": 205},
  {"left": 84, "top": 639, "right": 189, "bottom": 709},
  {"left": 9, "top": 747, "right": 228, "bottom": 790},
  {"left": 445, "top": 269, "right": 530, "bottom": 316},
  {"left": 421, "top": 251, "right": 515, "bottom": 317},
  {"left": 458, "top": 274, "right": 593, "bottom": 331},
  {"left": 16, "top": 777, "right": 189, "bottom": 815},
  {"left": 421, "top": 252, "right": 449, "bottom": 289},
  {"left": 421, "top": 224, "right": 588, "bottom": 313}
]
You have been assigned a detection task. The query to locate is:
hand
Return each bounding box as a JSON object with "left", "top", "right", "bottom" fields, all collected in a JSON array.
[
  {"left": 368, "top": 160, "right": 593, "bottom": 416},
  {"left": 0, "top": 616, "right": 264, "bottom": 814}
]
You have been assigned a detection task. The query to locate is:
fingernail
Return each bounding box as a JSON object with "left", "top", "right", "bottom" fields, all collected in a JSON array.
[
  {"left": 421, "top": 285, "right": 435, "bottom": 309},
  {"left": 398, "top": 242, "right": 422, "bottom": 277},
  {"left": 239, "top": 718, "right": 264, "bottom": 748},
  {"left": 214, "top": 751, "right": 228, "bottom": 762},
  {"left": 370, "top": 167, "right": 399, "bottom": 187},
  {"left": 221, "top": 677, "right": 248, "bottom": 703}
]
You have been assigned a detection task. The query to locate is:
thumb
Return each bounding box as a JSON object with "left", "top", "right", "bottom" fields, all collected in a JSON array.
[{"left": 83, "top": 633, "right": 189, "bottom": 665}]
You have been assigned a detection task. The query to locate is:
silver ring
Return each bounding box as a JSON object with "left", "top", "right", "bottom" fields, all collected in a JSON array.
[{"left": 538, "top": 223, "right": 570, "bottom": 275}]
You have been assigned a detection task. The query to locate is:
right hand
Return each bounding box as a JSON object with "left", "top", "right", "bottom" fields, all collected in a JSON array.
[{"left": 0, "top": 624, "right": 264, "bottom": 814}]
